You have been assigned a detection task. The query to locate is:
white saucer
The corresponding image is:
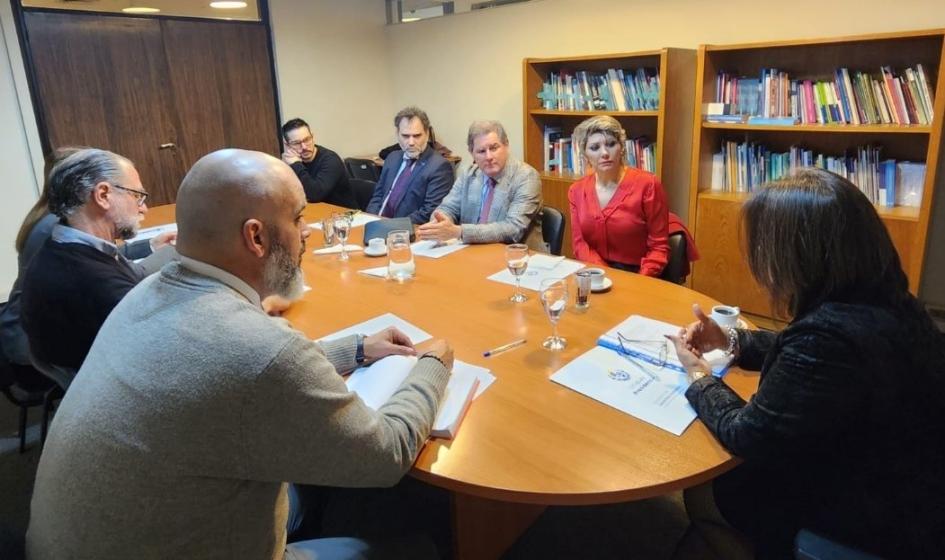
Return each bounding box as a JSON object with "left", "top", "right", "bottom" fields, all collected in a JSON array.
[
  {"left": 364, "top": 247, "right": 388, "bottom": 257},
  {"left": 590, "top": 278, "right": 613, "bottom": 293}
]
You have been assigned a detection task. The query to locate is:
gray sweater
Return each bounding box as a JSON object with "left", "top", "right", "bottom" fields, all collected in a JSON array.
[{"left": 26, "top": 262, "right": 448, "bottom": 559}]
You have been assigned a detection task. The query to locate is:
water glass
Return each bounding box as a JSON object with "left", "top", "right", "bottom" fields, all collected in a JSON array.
[
  {"left": 387, "top": 230, "right": 415, "bottom": 282},
  {"left": 575, "top": 270, "right": 593, "bottom": 310},
  {"left": 539, "top": 278, "right": 568, "bottom": 350},
  {"left": 505, "top": 243, "right": 529, "bottom": 303},
  {"left": 332, "top": 212, "right": 352, "bottom": 261},
  {"left": 321, "top": 216, "right": 336, "bottom": 247}
]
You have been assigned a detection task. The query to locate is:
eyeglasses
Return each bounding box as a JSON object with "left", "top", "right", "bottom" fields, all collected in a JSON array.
[
  {"left": 616, "top": 333, "right": 668, "bottom": 368},
  {"left": 112, "top": 184, "right": 149, "bottom": 207},
  {"left": 286, "top": 136, "right": 314, "bottom": 149}
]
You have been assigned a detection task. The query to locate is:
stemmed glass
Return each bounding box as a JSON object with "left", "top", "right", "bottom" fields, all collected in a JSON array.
[
  {"left": 539, "top": 278, "right": 568, "bottom": 350},
  {"left": 332, "top": 212, "right": 352, "bottom": 261},
  {"left": 505, "top": 243, "right": 529, "bottom": 303}
]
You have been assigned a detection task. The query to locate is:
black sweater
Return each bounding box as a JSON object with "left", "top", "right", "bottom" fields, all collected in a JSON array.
[
  {"left": 686, "top": 300, "right": 945, "bottom": 558},
  {"left": 290, "top": 145, "right": 357, "bottom": 209},
  {"left": 21, "top": 240, "right": 144, "bottom": 370}
]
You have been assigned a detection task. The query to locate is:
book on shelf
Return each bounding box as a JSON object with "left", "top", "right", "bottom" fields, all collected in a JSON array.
[
  {"left": 709, "top": 65, "right": 935, "bottom": 126},
  {"left": 538, "top": 67, "right": 661, "bottom": 112},
  {"left": 708, "top": 139, "right": 925, "bottom": 207},
  {"left": 345, "top": 355, "right": 490, "bottom": 439}
]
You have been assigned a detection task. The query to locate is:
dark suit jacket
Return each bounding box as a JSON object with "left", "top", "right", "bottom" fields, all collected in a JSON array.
[{"left": 365, "top": 146, "right": 453, "bottom": 224}]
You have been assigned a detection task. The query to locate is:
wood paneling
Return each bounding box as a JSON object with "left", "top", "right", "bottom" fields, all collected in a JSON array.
[
  {"left": 26, "top": 12, "right": 185, "bottom": 203},
  {"left": 161, "top": 19, "right": 279, "bottom": 168},
  {"left": 24, "top": 11, "right": 279, "bottom": 205}
]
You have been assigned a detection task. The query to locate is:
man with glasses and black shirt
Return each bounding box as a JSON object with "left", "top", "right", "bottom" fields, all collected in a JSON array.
[
  {"left": 282, "top": 118, "right": 358, "bottom": 209},
  {"left": 20, "top": 148, "right": 175, "bottom": 371}
]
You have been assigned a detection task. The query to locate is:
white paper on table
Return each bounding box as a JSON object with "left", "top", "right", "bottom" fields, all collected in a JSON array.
[
  {"left": 526, "top": 253, "right": 566, "bottom": 270},
  {"left": 313, "top": 244, "right": 363, "bottom": 255},
  {"left": 318, "top": 313, "right": 432, "bottom": 345},
  {"left": 358, "top": 266, "right": 389, "bottom": 279},
  {"left": 127, "top": 223, "right": 177, "bottom": 244},
  {"left": 550, "top": 346, "right": 697, "bottom": 436},
  {"left": 599, "top": 315, "right": 732, "bottom": 377},
  {"left": 345, "top": 356, "right": 494, "bottom": 438},
  {"left": 310, "top": 213, "right": 380, "bottom": 229},
  {"left": 487, "top": 258, "right": 585, "bottom": 292},
  {"left": 411, "top": 240, "right": 468, "bottom": 259}
]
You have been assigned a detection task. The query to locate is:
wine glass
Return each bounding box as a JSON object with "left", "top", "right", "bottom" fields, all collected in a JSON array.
[
  {"left": 332, "top": 212, "right": 352, "bottom": 261},
  {"left": 539, "top": 278, "right": 568, "bottom": 350},
  {"left": 321, "top": 216, "right": 336, "bottom": 248},
  {"left": 505, "top": 243, "right": 529, "bottom": 303}
]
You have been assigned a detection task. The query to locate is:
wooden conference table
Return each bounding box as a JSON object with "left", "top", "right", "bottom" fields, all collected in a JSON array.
[{"left": 142, "top": 203, "right": 759, "bottom": 559}]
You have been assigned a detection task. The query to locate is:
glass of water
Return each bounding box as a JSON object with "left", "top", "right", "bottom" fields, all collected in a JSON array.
[
  {"left": 332, "top": 212, "right": 352, "bottom": 261},
  {"left": 321, "top": 216, "right": 335, "bottom": 247},
  {"left": 387, "top": 230, "right": 415, "bottom": 282},
  {"left": 505, "top": 243, "right": 529, "bottom": 303},
  {"left": 539, "top": 278, "right": 568, "bottom": 351}
]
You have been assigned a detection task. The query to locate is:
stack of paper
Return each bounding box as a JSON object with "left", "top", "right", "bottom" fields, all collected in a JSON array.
[{"left": 550, "top": 315, "right": 734, "bottom": 435}]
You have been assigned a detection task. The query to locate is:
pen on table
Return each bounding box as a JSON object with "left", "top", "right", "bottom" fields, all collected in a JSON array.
[{"left": 483, "top": 338, "right": 527, "bottom": 357}]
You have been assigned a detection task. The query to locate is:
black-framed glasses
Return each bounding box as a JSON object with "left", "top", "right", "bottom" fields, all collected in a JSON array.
[
  {"left": 286, "top": 136, "right": 314, "bottom": 149},
  {"left": 112, "top": 184, "right": 149, "bottom": 207}
]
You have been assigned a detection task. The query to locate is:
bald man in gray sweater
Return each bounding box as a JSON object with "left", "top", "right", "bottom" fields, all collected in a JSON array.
[{"left": 27, "top": 149, "right": 452, "bottom": 559}]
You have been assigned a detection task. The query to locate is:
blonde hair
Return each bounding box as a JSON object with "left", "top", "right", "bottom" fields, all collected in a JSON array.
[{"left": 574, "top": 115, "right": 627, "bottom": 154}]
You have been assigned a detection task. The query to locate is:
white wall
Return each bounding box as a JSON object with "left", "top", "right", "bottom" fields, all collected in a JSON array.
[
  {"left": 0, "top": 2, "right": 44, "bottom": 301},
  {"left": 269, "top": 0, "right": 397, "bottom": 158}
]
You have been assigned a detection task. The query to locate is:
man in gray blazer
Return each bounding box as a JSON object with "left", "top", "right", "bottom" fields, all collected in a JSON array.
[
  {"left": 365, "top": 106, "right": 454, "bottom": 224},
  {"left": 417, "top": 120, "right": 543, "bottom": 250}
]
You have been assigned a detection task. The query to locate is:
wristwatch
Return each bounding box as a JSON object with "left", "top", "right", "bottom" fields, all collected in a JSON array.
[{"left": 355, "top": 334, "right": 366, "bottom": 364}]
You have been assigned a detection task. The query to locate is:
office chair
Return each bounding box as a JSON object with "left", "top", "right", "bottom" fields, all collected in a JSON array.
[
  {"left": 795, "top": 529, "right": 882, "bottom": 560},
  {"left": 0, "top": 346, "right": 62, "bottom": 453},
  {"left": 29, "top": 353, "right": 77, "bottom": 445},
  {"left": 659, "top": 231, "right": 688, "bottom": 284},
  {"left": 349, "top": 179, "right": 377, "bottom": 212},
  {"left": 541, "top": 206, "right": 566, "bottom": 256},
  {"left": 344, "top": 158, "right": 380, "bottom": 182}
]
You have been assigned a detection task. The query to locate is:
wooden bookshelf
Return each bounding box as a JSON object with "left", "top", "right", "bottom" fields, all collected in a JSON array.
[
  {"left": 688, "top": 29, "right": 945, "bottom": 318},
  {"left": 523, "top": 49, "right": 696, "bottom": 258}
]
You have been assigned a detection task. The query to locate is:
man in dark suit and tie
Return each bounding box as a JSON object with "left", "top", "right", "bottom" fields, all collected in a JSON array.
[{"left": 366, "top": 106, "right": 454, "bottom": 224}]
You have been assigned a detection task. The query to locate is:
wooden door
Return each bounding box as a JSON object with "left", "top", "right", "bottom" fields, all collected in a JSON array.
[
  {"left": 23, "top": 11, "right": 280, "bottom": 205},
  {"left": 25, "top": 12, "right": 186, "bottom": 204}
]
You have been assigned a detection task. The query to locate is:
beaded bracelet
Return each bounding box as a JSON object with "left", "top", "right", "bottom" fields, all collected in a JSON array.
[
  {"left": 725, "top": 327, "right": 739, "bottom": 356},
  {"left": 420, "top": 353, "right": 447, "bottom": 368}
]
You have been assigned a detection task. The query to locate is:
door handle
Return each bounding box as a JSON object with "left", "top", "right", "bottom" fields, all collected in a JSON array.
[{"left": 159, "top": 143, "right": 176, "bottom": 150}]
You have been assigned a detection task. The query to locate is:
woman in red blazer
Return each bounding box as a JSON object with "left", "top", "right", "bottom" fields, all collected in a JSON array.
[{"left": 567, "top": 116, "right": 669, "bottom": 276}]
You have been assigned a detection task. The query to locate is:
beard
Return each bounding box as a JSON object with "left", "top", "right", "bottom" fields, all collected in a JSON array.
[
  {"left": 115, "top": 215, "right": 140, "bottom": 241},
  {"left": 263, "top": 236, "right": 305, "bottom": 301}
]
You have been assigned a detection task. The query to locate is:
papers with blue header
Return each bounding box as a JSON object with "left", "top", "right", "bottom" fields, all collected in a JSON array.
[{"left": 549, "top": 315, "right": 734, "bottom": 435}]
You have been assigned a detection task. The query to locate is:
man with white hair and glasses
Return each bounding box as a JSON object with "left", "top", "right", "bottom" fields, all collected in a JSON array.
[{"left": 20, "top": 147, "right": 173, "bottom": 370}]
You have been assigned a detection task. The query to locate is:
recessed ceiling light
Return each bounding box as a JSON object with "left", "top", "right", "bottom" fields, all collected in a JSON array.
[
  {"left": 210, "top": 1, "right": 248, "bottom": 8},
  {"left": 122, "top": 6, "right": 160, "bottom": 13}
]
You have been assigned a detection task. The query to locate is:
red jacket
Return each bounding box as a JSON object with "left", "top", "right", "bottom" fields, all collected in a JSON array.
[{"left": 567, "top": 168, "right": 669, "bottom": 277}]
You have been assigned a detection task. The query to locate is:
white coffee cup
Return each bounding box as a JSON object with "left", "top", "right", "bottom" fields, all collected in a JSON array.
[
  {"left": 367, "top": 237, "right": 386, "bottom": 252},
  {"left": 583, "top": 267, "right": 606, "bottom": 289},
  {"left": 710, "top": 305, "right": 741, "bottom": 329}
]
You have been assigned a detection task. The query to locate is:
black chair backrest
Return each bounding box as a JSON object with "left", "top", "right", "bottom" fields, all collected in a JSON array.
[
  {"left": 541, "top": 206, "right": 566, "bottom": 256},
  {"left": 349, "top": 178, "right": 377, "bottom": 212},
  {"left": 659, "top": 231, "right": 687, "bottom": 285},
  {"left": 344, "top": 158, "right": 380, "bottom": 181}
]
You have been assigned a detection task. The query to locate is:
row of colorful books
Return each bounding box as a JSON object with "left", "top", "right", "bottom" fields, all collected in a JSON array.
[
  {"left": 543, "top": 126, "right": 656, "bottom": 175},
  {"left": 537, "top": 68, "right": 660, "bottom": 112},
  {"left": 709, "top": 140, "right": 925, "bottom": 207},
  {"left": 710, "top": 65, "right": 935, "bottom": 126}
]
